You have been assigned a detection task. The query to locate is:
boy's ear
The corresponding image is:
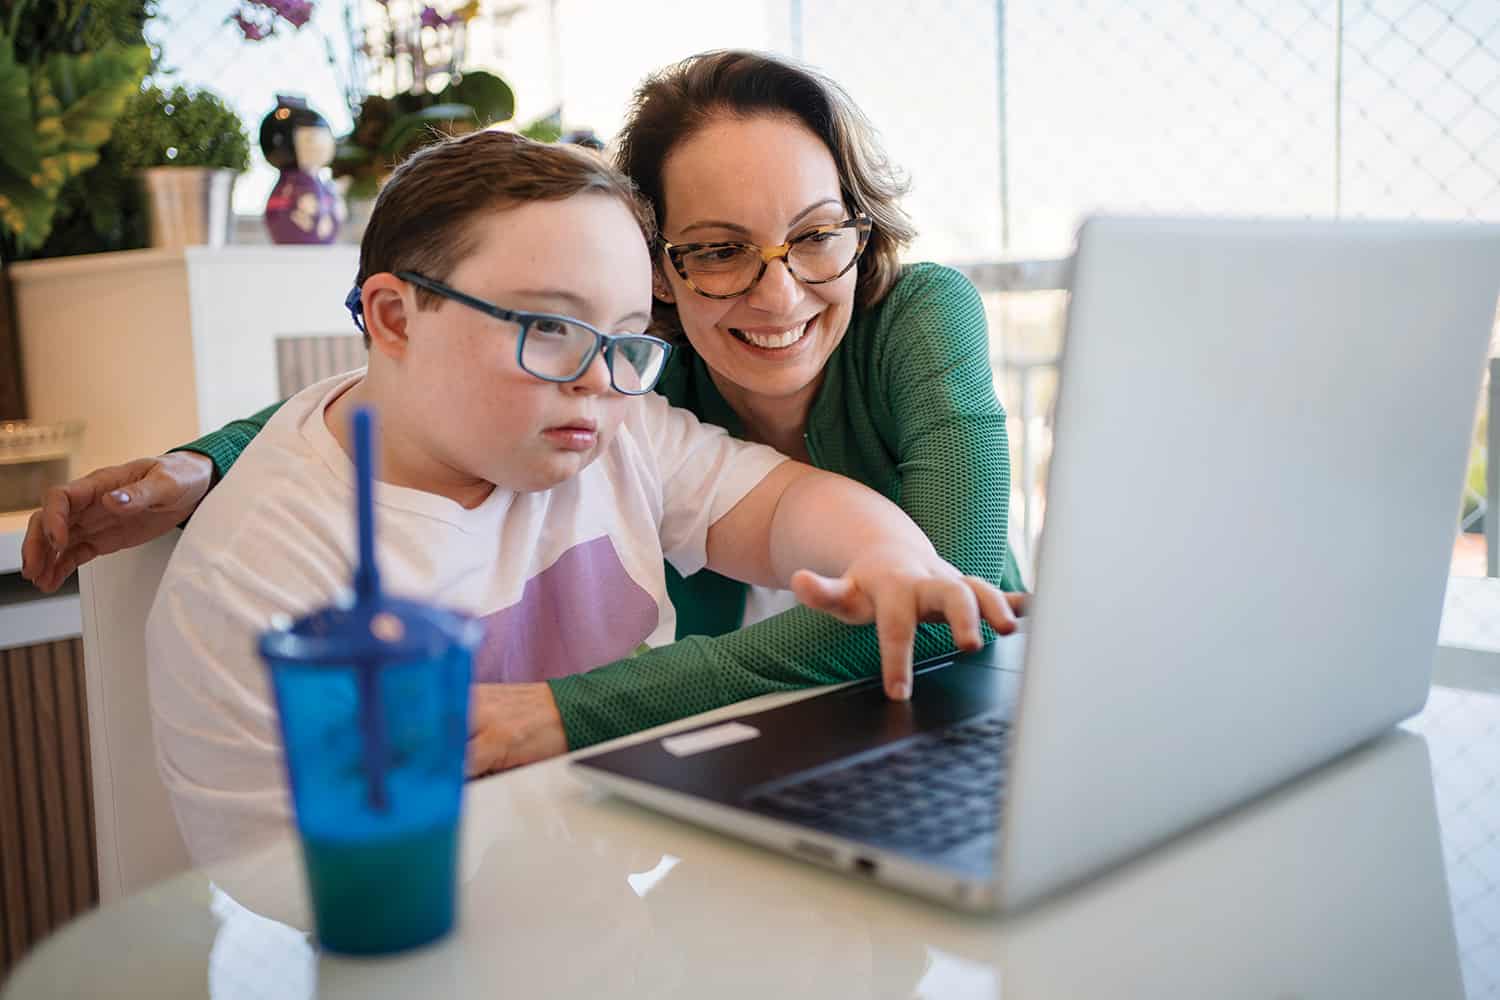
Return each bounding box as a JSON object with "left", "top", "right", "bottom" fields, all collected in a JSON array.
[{"left": 361, "top": 273, "right": 412, "bottom": 359}]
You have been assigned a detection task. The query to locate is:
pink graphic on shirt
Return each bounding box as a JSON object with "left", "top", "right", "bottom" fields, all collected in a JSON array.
[{"left": 474, "top": 536, "right": 659, "bottom": 683}]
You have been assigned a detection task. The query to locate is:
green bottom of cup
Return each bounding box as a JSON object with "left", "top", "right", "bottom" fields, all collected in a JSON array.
[{"left": 302, "top": 823, "right": 458, "bottom": 955}]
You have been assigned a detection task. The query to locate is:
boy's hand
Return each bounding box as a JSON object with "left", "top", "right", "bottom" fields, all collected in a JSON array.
[
  {"left": 790, "top": 544, "right": 1027, "bottom": 702},
  {"left": 467, "top": 682, "right": 569, "bottom": 777},
  {"left": 21, "top": 452, "right": 214, "bottom": 593}
]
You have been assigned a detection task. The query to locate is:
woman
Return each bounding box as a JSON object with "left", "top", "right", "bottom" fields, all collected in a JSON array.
[{"left": 24, "top": 50, "right": 1025, "bottom": 758}]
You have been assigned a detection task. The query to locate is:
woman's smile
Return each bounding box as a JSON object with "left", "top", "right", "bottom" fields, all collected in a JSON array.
[{"left": 726, "top": 316, "right": 817, "bottom": 351}]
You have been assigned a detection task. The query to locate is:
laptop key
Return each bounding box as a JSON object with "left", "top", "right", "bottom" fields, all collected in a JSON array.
[{"left": 741, "top": 711, "right": 1012, "bottom": 855}]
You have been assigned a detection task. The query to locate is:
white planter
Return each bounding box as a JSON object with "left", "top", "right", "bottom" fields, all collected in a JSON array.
[{"left": 140, "top": 167, "right": 238, "bottom": 249}]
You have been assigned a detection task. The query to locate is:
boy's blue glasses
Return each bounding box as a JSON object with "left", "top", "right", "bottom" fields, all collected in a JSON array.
[{"left": 345, "top": 273, "right": 673, "bottom": 396}]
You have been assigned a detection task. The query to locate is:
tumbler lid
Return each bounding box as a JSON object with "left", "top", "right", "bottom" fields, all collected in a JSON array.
[{"left": 258, "top": 594, "right": 482, "bottom": 666}]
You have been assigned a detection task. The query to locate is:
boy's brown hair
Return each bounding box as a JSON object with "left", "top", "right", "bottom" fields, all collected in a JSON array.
[{"left": 355, "top": 129, "right": 656, "bottom": 342}]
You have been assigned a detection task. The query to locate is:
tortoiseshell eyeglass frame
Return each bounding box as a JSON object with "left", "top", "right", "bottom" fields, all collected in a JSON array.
[{"left": 660, "top": 215, "right": 874, "bottom": 299}]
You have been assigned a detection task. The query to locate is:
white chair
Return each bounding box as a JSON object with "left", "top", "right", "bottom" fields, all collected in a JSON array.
[{"left": 79, "top": 531, "right": 191, "bottom": 902}]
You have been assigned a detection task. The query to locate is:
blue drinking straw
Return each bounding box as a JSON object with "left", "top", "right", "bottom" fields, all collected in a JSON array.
[{"left": 352, "top": 406, "right": 390, "bottom": 812}]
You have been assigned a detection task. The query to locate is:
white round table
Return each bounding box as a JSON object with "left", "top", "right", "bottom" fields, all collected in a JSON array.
[{"left": 4, "top": 676, "right": 1497, "bottom": 1000}]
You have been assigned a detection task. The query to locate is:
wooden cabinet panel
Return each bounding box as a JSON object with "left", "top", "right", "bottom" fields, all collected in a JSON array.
[{"left": 0, "top": 639, "right": 97, "bottom": 978}]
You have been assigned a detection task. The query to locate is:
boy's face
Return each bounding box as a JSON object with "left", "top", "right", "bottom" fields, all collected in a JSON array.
[{"left": 393, "top": 193, "right": 654, "bottom": 494}]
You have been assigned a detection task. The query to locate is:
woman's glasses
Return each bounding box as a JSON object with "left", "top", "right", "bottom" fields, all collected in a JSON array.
[{"left": 661, "top": 216, "right": 873, "bottom": 299}]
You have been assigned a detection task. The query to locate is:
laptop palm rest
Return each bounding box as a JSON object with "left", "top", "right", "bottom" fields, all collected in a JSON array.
[{"left": 573, "top": 640, "right": 1024, "bottom": 810}]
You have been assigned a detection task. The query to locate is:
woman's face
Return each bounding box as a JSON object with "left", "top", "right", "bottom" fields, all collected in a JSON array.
[{"left": 657, "top": 114, "right": 858, "bottom": 407}]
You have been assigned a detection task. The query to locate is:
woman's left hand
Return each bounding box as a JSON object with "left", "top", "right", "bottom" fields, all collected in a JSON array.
[
  {"left": 790, "top": 545, "right": 1027, "bottom": 702},
  {"left": 467, "top": 682, "right": 570, "bottom": 777}
]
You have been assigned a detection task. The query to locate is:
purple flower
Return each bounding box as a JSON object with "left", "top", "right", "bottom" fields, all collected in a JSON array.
[
  {"left": 419, "top": 5, "right": 463, "bottom": 29},
  {"left": 231, "top": 11, "right": 271, "bottom": 40},
  {"left": 241, "top": 0, "right": 314, "bottom": 31},
  {"left": 273, "top": 0, "right": 315, "bottom": 28}
]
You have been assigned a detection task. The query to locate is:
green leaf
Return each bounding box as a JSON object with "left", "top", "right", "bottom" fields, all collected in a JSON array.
[
  {"left": 345, "top": 172, "right": 382, "bottom": 201},
  {"left": 0, "top": 173, "right": 55, "bottom": 254},
  {"left": 49, "top": 45, "right": 151, "bottom": 159},
  {"left": 0, "top": 39, "right": 149, "bottom": 252},
  {"left": 332, "top": 140, "right": 372, "bottom": 167},
  {"left": 0, "top": 31, "right": 41, "bottom": 182},
  {"left": 518, "top": 114, "right": 562, "bottom": 144},
  {"left": 442, "top": 70, "right": 514, "bottom": 125},
  {"left": 112, "top": 83, "right": 249, "bottom": 171},
  {"left": 31, "top": 74, "right": 64, "bottom": 183},
  {"left": 378, "top": 103, "right": 478, "bottom": 159}
]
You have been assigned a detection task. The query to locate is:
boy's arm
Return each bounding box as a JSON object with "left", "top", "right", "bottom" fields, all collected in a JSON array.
[
  {"left": 704, "top": 459, "right": 1003, "bottom": 688},
  {"left": 146, "top": 491, "right": 350, "bottom": 863},
  {"left": 542, "top": 463, "right": 1018, "bottom": 751},
  {"left": 147, "top": 562, "right": 299, "bottom": 865}
]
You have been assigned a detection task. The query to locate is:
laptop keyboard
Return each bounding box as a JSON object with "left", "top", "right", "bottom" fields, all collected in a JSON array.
[{"left": 745, "top": 711, "right": 1010, "bottom": 856}]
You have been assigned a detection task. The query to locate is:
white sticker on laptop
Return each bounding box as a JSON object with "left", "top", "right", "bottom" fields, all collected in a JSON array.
[{"left": 661, "top": 722, "right": 761, "bottom": 758}]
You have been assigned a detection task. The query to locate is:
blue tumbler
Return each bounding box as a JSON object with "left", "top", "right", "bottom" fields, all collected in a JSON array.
[{"left": 259, "top": 406, "right": 482, "bottom": 955}]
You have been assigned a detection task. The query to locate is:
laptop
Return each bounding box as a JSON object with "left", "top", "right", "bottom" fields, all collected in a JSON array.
[{"left": 573, "top": 216, "right": 1500, "bottom": 913}]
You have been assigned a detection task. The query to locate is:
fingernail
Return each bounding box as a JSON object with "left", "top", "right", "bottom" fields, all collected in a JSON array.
[
  {"left": 891, "top": 682, "right": 910, "bottom": 700},
  {"left": 110, "top": 490, "right": 131, "bottom": 505}
]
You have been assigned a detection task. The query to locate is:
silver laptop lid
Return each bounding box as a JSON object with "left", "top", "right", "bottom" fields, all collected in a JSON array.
[{"left": 999, "top": 216, "right": 1500, "bottom": 910}]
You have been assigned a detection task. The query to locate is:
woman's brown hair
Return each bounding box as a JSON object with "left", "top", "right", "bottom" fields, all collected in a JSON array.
[{"left": 615, "top": 50, "right": 915, "bottom": 334}]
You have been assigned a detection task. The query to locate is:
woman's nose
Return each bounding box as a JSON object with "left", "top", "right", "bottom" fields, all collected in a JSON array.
[{"left": 744, "top": 255, "right": 802, "bottom": 314}]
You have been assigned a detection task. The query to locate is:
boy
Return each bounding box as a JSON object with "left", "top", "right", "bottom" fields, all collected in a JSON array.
[{"left": 146, "top": 130, "right": 1015, "bottom": 865}]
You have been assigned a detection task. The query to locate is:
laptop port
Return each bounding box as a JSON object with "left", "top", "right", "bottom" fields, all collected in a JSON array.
[
  {"left": 853, "top": 857, "right": 879, "bottom": 878},
  {"left": 793, "top": 840, "right": 837, "bottom": 864}
]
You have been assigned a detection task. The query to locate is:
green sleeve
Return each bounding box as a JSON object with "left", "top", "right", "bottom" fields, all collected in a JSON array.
[
  {"left": 171, "top": 401, "right": 285, "bottom": 483},
  {"left": 549, "top": 266, "right": 1021, "bottom": 750},
  {"left": 878, "top": 264, "right": 1025, "bottom": 596},
  {"left": 550, "top": 608, "right": 949, "bottom": 750}
]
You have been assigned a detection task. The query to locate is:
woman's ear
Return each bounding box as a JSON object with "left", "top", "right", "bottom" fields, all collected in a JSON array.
[
  {"left": 652, "top": 267, "right": 676, "bottom": 304},
  {"left": 361, "top": 273, "right": 412, "bottom": 359}
]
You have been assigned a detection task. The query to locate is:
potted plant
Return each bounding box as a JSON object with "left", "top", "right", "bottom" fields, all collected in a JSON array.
[
  {"left": 332, "top": 69, "right": 515, "bottom": 200},
  {"left": 0, "top": 0, "right": 152, "bottom": 419},
  {"left": 0, "top": 4, "right": 151, "bottom": 259},
  {"left": 327, "top": 2, "right": 513, "bottom": 200},
  {"left": 111, "top": 83, "right": 251, "bottom": 248}
]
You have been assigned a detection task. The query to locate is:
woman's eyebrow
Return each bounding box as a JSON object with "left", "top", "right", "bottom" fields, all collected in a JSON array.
[
  {"left": 787, "top": 198, "right": 844, "bottom": 227},
  {"left": 678, "top": 219, "right": 751, "bottom": 237},
  {"left": 678, "top": 198, "right": 843, "bottom": 238}
]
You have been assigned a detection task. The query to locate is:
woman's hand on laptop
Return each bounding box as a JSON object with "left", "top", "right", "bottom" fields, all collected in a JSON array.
[
  {"left": 21, "top": 452, "right": 214, "bottom": 592},
  {"left": 791, "top": 544, "right": 1027, "bottom": 702},
  {"left": 467, "top": 682, "right": 569, "bottom": 777}
]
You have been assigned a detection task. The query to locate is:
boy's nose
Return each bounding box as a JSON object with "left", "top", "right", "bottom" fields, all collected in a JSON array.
[{"left": 568, "top": 350, "right": 613, "bottom": 395}]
